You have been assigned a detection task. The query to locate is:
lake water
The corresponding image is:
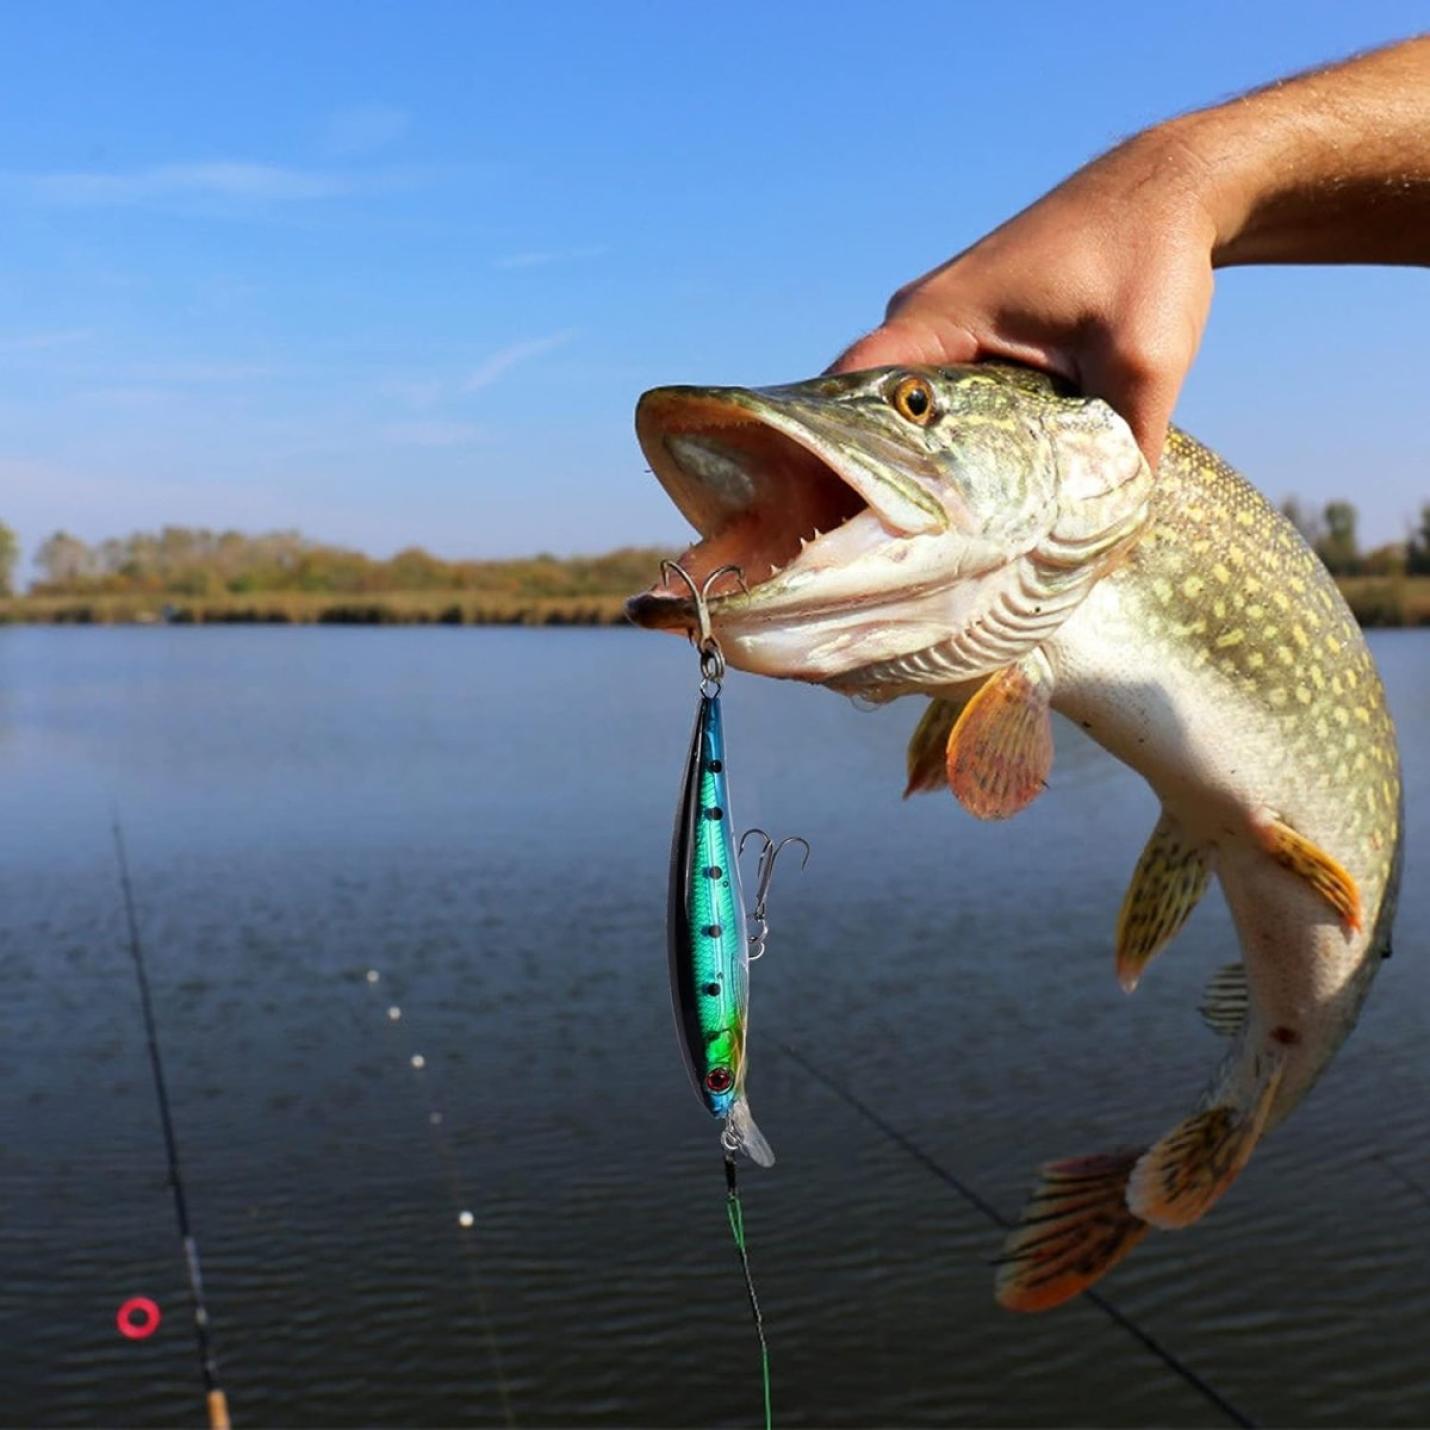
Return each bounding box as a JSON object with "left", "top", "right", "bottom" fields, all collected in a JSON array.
[{"left": 1, "top": 626, "right": 1426, "bottom": 1428}]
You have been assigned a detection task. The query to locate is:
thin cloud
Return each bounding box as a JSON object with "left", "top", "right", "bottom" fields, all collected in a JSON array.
[
  {"left": 11, "top": 162, "right": 354, "bottom": 206},
  {"left": 319, "top": 105, "right": 410, "bottom": 157},
  {"left": 464, "top": 331, "right": 575, "bottom": 391},
  {"left": 379, "top": 419, "right": 483, "bottom": 449},
  {"left": 0, "top": 328, "right": 95, "bottom": 353},
  {"left": 493, "top": 245, "right": 607, "bottom": 270}
]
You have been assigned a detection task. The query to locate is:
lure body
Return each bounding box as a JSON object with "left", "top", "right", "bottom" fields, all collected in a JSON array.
[{"left": 668, "top": 690, "right": 774, "bottom": 1166}]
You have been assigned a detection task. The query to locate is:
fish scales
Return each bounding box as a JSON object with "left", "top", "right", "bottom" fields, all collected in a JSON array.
[{"left": 1049, "top": 426, "right": 1401, "bottom": 1141}]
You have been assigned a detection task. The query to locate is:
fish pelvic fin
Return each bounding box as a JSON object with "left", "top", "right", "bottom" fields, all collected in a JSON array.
[
  {"left": 1254, "top": 814, "right": 1363, "bottom": 933},
  {"left": 995, "top": 1149, "right": 1150, "bottom": 1312},
  {"left": 1115, "top": 810, "right": 1211, "bottom": 991},
  {"left": 725, "top": 1099, "right": 775, "bottom": 1168},
  {"left": 905, "top": 697, "right": 963, "bottom": 797},
  {"left": 1199, "top": 962, "right": 1249, "bottom": 1038},
  {"left": 946, "top": 650, "right": 1054, "bottom": 821},
  {"left": 1126, "top": 1051, "right": 1285, "bottom": 1229},
  {"left": 903, "top": 678, "right": 992, "bottom": 797}
]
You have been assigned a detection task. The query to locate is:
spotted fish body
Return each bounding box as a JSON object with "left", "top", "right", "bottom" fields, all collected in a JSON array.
[
  {"left": 629, "top": 362, "right": 1401, "bottom": 1304},
  {"left": 669, "top": 690, "right": 773, "bottom": 1166},
  {"left": 1053, "top": 431, "right": 1402, "bottom": 1131}
]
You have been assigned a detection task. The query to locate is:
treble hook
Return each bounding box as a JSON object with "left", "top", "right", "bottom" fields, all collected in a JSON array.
[
  {"left": 659, "top": 559, "right": 748, "bottom": 686},
  {"left": 738, "top": 828, "right": 810, "bottom": 961}
]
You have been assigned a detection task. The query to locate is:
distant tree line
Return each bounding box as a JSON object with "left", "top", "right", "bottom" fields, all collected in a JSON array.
[
  {"left": 0, "top": 521, "right": 16, "bottom": 597},
  {"left": 14, "top": 526, "right": 671, "bottom": 599},
  {"left": 1279, "top": 497, "right": 1430, "bottom": 576},
  {"left": 1, "top": 505, "right": 1428, "bottom": 602}
]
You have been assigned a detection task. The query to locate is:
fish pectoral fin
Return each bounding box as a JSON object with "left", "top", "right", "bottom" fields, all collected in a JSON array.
[
  {"left": 994, "top": 1150, "right": 1150, "bottom": 1313},
  {"left": 1126, "top": 1053, "right": 1285, "bottom": 1229},
  {"left": 1199, "top": 962, "right": 1249, "bottom": 1038},
  {"left": 1254, "top": 814, "right": 1363, "bottom": 932},
  {"left": 1114, "top": 811, "right": 1211, "bottom": 991},
  {"left": 945, "top": 650, "right": 1054, "bottom": 821}
]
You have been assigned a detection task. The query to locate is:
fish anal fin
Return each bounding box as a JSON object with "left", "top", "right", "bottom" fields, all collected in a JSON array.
[
  {"left": 995, "top": 1149, "right": 1150, "bottom": 1312},
  {"left": 1114, "top": 811, "right": 1211, "bottom": 991},
  {"left": 1199, "top": 962, "right": 1249, "bottom": 1038},
  {"left": 1255, "top": 814, "right": 1362, "bottom": 932},
  {"left": 1126, "top": 1055, "right": 1284, "bottom": 1229},
  {"left": 946, "top": 652, "right": 1054, "bottom": 821}
]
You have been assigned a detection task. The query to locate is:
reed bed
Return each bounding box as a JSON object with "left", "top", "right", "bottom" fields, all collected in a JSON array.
[{"left": 1, "top": 580, "right": 1426, "bottom": 628}]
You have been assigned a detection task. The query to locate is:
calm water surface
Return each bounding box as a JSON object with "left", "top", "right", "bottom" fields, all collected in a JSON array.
[{"left": 1, "top": 627, "right": 1427, "bottom": 1428}]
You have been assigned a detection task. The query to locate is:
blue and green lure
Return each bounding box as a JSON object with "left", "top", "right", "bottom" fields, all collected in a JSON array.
[
  {"left": 663, "top": 560, "right": 805, "bottom": 1430},
  {"left": 665, "top": 562, "right": 806, "bottom": 1165},
  {"left": 669, "top": 682, "right": 776, "bottom": 1165}
]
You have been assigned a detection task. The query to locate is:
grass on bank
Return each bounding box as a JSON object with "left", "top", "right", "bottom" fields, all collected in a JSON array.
[
  {"left": 1, "top": 578, "right": 1427, "bottom": 628},
  {"left": 0, "top": 589, "right": 632, "bottom": 626}
]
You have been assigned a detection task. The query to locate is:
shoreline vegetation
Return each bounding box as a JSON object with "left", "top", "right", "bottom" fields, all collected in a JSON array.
[
  {"left": 0, "top": 577, "right": 1427, "bottom": 629},
  {"left": 0, "top": 521, "right": 1428, "bottom": 628}
]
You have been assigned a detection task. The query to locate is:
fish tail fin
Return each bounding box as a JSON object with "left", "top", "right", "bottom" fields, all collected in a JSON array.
[
  {"left": 1126, "top": 1052, "right": 1285, "bottom": 1229},
  {"left": 725, "top": 1099, "right": 775, "bottom": 1168},
  {"left": 994, "top": 1149, "right": 1150, "bottom": 1312}
]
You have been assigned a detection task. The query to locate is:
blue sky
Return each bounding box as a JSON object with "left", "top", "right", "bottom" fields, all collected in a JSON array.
[{"left": 1, "top": 1, "right": 1426, "bottom": 570}]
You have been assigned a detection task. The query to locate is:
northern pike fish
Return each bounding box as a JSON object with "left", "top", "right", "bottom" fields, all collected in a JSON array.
[{"left": 627, "top": 363, "right": 1402, "bottom": 1311}]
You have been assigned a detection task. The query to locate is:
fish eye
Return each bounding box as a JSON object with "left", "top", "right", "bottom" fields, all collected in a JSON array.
[
  {"left": 891, "top": 375, "right": 936, "bottom": 426},
  {"left": 705, "top": 1066, "right": 733, "bottom": 1094}
]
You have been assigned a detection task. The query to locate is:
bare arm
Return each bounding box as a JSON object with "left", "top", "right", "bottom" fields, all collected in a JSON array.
[{"left": 832, "top": 35, "right": 1430, "bottom": 465}]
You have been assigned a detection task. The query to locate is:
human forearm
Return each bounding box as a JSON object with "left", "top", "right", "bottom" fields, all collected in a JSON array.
[
  {"left": 830, "top": 34, "right": 1430, "bottom": 466},
  {"left": 1170, "top": 35, "right": 1430, "bottom": 266}
]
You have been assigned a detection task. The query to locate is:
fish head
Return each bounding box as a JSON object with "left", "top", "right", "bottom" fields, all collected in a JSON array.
[{"left": 627, "top": 363, "right": 1152, "bottom": 691}]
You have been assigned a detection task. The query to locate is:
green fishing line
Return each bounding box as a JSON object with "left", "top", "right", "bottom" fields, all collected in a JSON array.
[{"left": 724, "top": 1157, "right": 772, "bottom": 1430}]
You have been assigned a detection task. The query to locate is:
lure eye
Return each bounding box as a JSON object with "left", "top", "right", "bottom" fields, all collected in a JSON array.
[
  {"left": 705, "top": 1066, "right": 733, "bottom": 1094},
  {"left": 891, "top": 374, "right": 936, "bottom": 426}
]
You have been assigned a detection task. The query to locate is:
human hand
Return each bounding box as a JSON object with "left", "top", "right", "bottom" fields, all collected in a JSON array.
[{"left": 830, "top": 127, "right": 1219, "bottom": 468}]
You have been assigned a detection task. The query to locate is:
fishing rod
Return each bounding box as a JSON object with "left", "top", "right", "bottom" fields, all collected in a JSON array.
[
  {"left": 112, "top": 818, "right": 231, "bottom": 1430},
  {"left": 777, "top": 1040, "right": 1257, "bottom": 1430}
]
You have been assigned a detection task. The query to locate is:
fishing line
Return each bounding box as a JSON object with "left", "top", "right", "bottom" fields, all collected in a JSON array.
[
  {"left": 111, "top": 818, "right": 232, "bottom": 1430},
  {"left": 1373, "top": 1151, "right": 1430, "bottom": 1213},
  {"left": 359, "top": 970, "right": 517, "bottom": 1429},
  {"left": 724, "top": 1155, "right": 773, "bottom": 1430},
  {"left": 777, "top": 1040, "right": 1257, "bottom": 1430}
]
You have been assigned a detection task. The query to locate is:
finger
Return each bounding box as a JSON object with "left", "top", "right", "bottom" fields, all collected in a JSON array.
[
  {"left": 1078, "top": 344, "right": 1182, "bottom": 473},
  {"left": 827, "top": 314, "right": 979, "bottom": 374}
]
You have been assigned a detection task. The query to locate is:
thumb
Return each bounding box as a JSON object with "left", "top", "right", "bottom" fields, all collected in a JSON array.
[{"left": 827, "top": 315, "right": 979, "bottom": 375}]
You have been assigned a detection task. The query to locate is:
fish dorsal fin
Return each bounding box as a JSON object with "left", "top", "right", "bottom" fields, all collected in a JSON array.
[
  {"left": 946, "top": 650, "right": 1054, "bottom": 821},
  {"left": 1199, "top": 962, "right": 1249, "bottom": 1038},
  {"left": 1126, "top": 1050, "right": 1286, "bottom": 1229},
  {"left": 994, "top": 1150, "right": 1150, "bottom": 1312},
  {"left": 1255, "top": 814, "right": 1363, "bottom": 932},
  {"left": 1114, "top": 811, "right": 1211, "bottom": 991}
]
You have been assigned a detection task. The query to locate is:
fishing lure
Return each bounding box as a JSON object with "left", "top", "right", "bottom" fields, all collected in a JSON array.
[
  {"left": 662, "top": 559, "right": 807, "bottom": 1430},
  {"left": 664, "top": 560, "right": 806, "bottom": 1165}
]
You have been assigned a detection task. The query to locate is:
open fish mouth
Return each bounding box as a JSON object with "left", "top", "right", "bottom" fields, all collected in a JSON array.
[{"left": 626, "top": 385, "right": 941, "bottom": 632}]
